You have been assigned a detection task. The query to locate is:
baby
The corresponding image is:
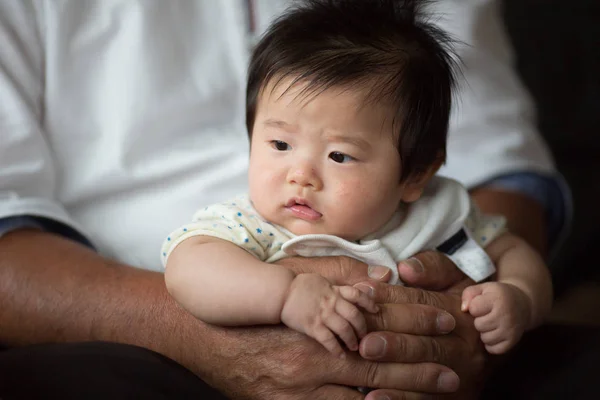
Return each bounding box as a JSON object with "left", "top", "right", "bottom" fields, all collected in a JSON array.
[{"left": 162, "top": 0, "right": 552, "bottom": 357}]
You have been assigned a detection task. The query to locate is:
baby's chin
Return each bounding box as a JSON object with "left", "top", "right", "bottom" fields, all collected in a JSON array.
[{"left": 282, "top": 220, "right": 362, "bottom": 241}]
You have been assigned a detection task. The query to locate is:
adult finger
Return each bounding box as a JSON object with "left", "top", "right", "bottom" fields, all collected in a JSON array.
[
  {"left": 277, "top": 256, "right": 392, "bottom": 286},
  {"left": 357, "top": 281, "right": 449, "bottom": 310},
  {"left": 397, "top": 251, "right": 466, "bottom": 290},
  {"left": 364, "top": 303, "right": 456, "bottom": 336},
  {"left": 365, "top": 389, "right": 438, "bottom": 400},
  {"left": 355, "top": 275, "right": 474, "bottom": 310},
  {"left": 336, "top": 357, "right": 460, "bottom": 394},
  {"left": 311, "top": 384, "right": 365, "bottom": 400},
  {"left": 359, "top": 331, "right": 455, "bottom": 365}
]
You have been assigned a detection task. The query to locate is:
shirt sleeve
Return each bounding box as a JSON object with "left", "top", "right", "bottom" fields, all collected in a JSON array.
[
  {"left": 0, "top": 215, "right": 95, "bottom": 249},
  {"left": 0, "top": 216, "right": 44, "bottom": 238},
  {"left": 464, "top": 204, "right": 507, "bottom": 249},
  {"left": 161, "top": 196, "right": 287, "bottom": 266},
  {"left": 481, "top": 172, "right": 572, "bottom": 260},
  {"left": 0, "top": 1, "right": 85, "bottom": 235}
]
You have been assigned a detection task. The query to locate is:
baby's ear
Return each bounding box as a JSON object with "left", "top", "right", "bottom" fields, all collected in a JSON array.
[{"left": 400, "top": 159, "right": 443, "bottom": 203}]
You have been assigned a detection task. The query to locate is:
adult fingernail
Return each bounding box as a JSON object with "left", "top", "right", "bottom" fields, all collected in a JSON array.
[
  {"left": 362, "top": 335, "right": 387, "bottom": 358},
  {"left": 436, "top": 311, "right": 456, "bottom": 333},
  {"left": 354, "top": 283, "right": 375, "bottom": 298},
  {"left": 374, "top": 396, "right": 391, "bottom": 400},
  {"left": 401, "top": 257, "right": 424, "bottom": 274},
  {"left": 368, "top": 265, "right": 390, "bottom": 280},
  {"left": 438, "top": 371, "right": 460, "bottom": 392}
]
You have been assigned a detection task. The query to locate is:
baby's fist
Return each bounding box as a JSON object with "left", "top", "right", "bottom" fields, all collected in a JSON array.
[{"left": 462, "top": 282, "right": 531, "bottom": 354}]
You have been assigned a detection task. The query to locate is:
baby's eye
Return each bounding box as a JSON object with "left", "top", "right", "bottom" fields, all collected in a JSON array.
[
  {"left": 329, "top": 152, "right": 355, "bottom": 163},
  {"left": 270, "top": 140, "right": 291, "bottom": 151}
]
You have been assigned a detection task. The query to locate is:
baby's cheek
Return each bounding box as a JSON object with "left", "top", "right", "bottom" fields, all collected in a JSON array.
[{"left": 333, "top": 182, "right": 385, "bottom": 234}]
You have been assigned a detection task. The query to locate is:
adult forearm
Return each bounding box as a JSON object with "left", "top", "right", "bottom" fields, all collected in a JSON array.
[
  {"left": 470, "top": 187, "right": 547, "bottom": 257},
  {"left": 0, "top": 229, "right": 213, "bottom": 378}
]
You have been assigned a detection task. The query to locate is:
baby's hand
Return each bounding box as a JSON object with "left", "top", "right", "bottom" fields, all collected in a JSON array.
[
  {"left": 461, "top": 282, "right": 531, "bottom": 354},
  {"left": 280, "top": 273, "right": 379, "bottom": 358}
]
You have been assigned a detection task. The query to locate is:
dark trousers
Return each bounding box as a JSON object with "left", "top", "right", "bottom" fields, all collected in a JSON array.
[{"left": 0, "top": 324, "right": 598, "bottom": 400}]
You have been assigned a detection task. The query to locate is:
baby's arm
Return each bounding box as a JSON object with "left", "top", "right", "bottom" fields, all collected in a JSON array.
[
  {"left": 165, "top": 236, "right": 378, "bottom": 357},
  {"left": 461, "top": 233, "right": 552, "bottom": 354}
]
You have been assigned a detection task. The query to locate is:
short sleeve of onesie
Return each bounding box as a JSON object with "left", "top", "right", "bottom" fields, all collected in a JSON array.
[
  {"left": 464, "top": 202, "right": 507, "bottom": 248},
  {"left": 160, "top": 194, "right": 290, "bottom": 266},
  {"left": 437, "top": 201, "right": 507, "bottom": 282}
]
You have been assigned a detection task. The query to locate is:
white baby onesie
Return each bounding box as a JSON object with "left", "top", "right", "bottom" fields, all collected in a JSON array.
[{"left": 162, "top": 177, "right": 505, "bottom": 283}]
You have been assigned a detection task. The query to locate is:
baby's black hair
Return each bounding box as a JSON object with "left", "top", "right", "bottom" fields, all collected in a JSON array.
[{"left": 246, "top": 0, "right": 459, "bottom": 181}]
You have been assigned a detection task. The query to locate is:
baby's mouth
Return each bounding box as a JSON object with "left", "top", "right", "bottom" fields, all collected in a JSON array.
[{"left": 285, "top": 199, "right": 322, "bottom": 221}]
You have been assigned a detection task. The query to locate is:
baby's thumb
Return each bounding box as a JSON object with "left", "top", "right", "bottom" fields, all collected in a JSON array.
[{"left": 461, "top": 285, "right": 484, "bottom": 312}]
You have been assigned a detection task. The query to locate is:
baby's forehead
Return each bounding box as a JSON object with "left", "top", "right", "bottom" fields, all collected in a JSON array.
[
  {"left": 260, "top": 75, "right": 396, "bottom": 116},
  {"left": 257, "top": 91, "right": 397, "bottom": 145}
]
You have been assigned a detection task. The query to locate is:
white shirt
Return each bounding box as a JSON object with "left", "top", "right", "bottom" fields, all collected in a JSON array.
[{"left": 0, "top": 0, "right": 555, "bottom": 271}]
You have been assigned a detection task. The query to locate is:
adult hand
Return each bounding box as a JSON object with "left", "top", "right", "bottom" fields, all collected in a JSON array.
[
  {"left": 352, "top": 250, "right": 487, "bottom": 400},
  {"left": 206, "top": 322, "right": 459, "bottom": 400},
  {"left": 224, "top": 255, "right": 459, "bottom": 399}
]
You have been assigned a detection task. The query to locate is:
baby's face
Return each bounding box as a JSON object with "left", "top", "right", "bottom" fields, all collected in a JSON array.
[{"left": 248, "top": 78, "right": 420, "bottom": 241}]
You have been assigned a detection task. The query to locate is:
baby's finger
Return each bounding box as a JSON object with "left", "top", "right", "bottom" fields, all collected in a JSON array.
[
  {"left": 313, "top": 324, "right": 346, "bottom": 358},
  {"left": 338, "top": 285, "right": 379, "bottom": 313},
  {"left": 325, "top": 312, "right": 360, "bottom": 352},
  {"left": 480, "top": 328, "right": 504, "bottom": 346},
  {"left": 474, "top": 314, "right": 497, "bottom": 333},
  {"left": 468, "top": 293, "right": 494, "bottom": 317},
  {"left": 336, "top": 299, "right": 368, "bottom": 339},
  {"left": 461, "top": 284, "right": 485, "bottom": 312}
]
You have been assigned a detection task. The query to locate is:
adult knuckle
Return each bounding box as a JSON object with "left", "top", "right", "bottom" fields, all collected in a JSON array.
[
  {"left": 372, "top": 306, "right": 390, "bottom": 331},
  {"left": 414, "top": 307, "right": 436, "bottom": 332},
  {"left": 410, "top": 288, "right": 431, "bottom": 306},
  {"left": 365, "top": 362, "right": 382, "bottom": 387},
  {"left": 429, "top": 337, "right": 447, "bottom": 364},
  {"left": 338, "top": 256, "right": 356, "bottom": 279},
  {"left": 410, "top": 365, "right": 431, "bottom": 391},
  {"left": 392, "top": 333, "right": 409, "bottom": 358},
  {"left": 419, "top": 250, "right": 442, "bottom": 269}
]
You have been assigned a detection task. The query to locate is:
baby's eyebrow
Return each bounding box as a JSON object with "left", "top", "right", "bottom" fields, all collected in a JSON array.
[
  {"left": 263, "top": 119, "right": 298, "bottom": 132},
  {"left": 326, "top": 134, "right": 371, "bottom": 150}
]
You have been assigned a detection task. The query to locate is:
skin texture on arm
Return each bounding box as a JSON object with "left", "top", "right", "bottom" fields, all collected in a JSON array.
[
  {"left": 0, "top": 228, "right": 464, "bottom": 399},
  {"left": 165, "top": 236, "right": 296, "bottom": 325}
]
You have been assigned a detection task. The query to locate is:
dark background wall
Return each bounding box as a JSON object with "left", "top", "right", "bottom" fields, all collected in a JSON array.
[{"left": 503, "top": 0, "right": 600, "bottom": 295}]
